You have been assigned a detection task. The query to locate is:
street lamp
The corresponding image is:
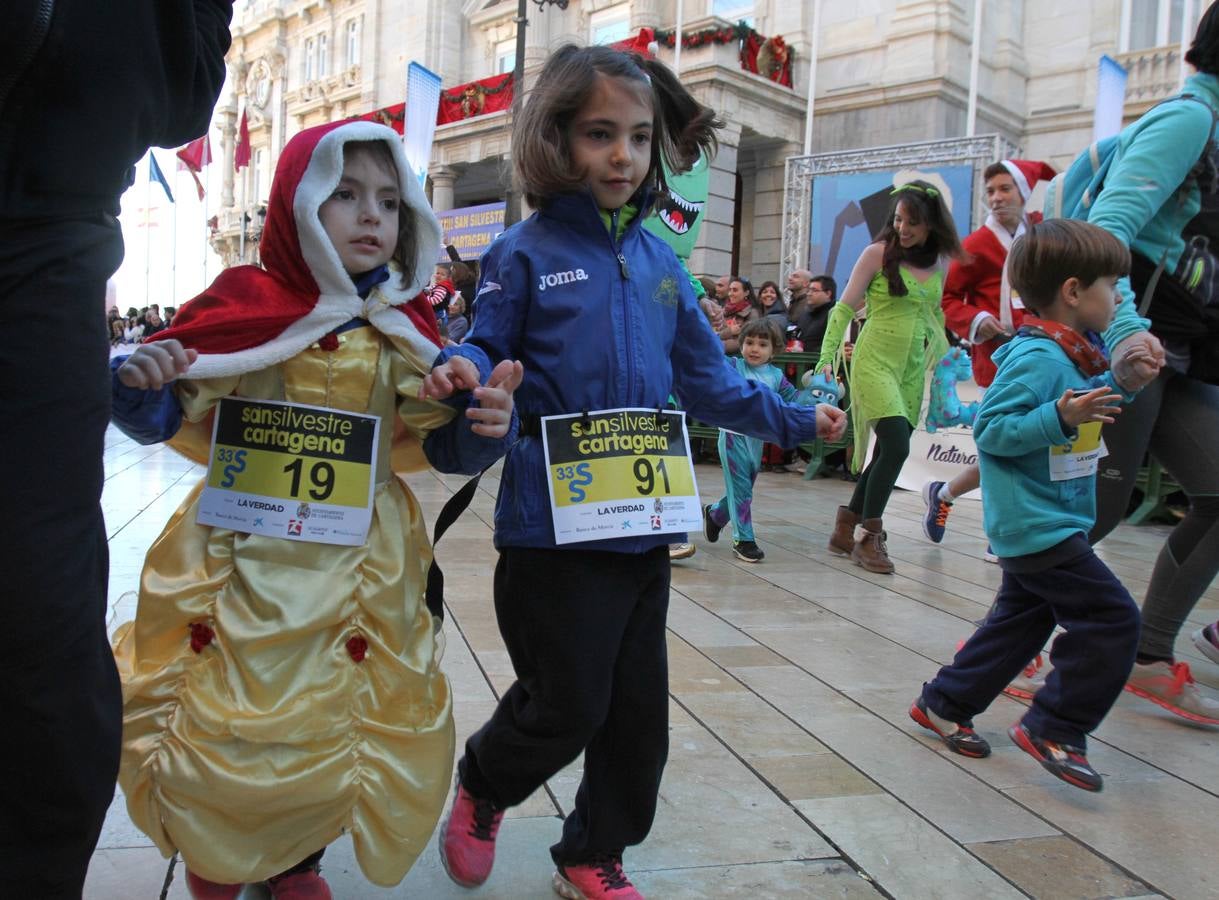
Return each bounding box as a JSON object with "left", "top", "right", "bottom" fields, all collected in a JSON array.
[{"left": 502, "top": 0, "right": 570, "bottom": 227}]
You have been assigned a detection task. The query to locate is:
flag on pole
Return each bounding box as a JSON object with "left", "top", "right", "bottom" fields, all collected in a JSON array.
[
  {"left": 149, "top": 152, "right": 175, "bottom": 203},
  {"left": 176, "top": 135, "right": 213, "bottom": 200},
  {"left": 235, "top": 109, "right": 251, "bottom": 171},
  {"left": 404, "top": 62, "right": 442, "bottom": 187}
]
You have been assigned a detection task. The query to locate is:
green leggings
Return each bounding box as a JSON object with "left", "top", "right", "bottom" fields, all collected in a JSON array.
[{"left": 847, "top": 416, "right": 913, "bottom": 521}]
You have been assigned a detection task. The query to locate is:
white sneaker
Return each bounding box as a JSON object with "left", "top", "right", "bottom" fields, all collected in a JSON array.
[
  {"left": 1192, "top": 623, "right": 1219, "bottom": 666},
  {"left": 1124, "top": 660, "right": 1219, "bottom": 725},
  {"left": 668, "top": 542, "right": 696, "bottom": 561},
  {"left": 1003, "top": 653, "right": 1049, "bottom": 700}
]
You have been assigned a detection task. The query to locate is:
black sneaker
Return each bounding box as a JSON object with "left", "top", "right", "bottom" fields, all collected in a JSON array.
[
  {"left": 909, "top": 697, "right": 991, "bottom": 758},
  {"left": 1008, "top": 723, "right": 1103, "bottom": 792},
  {"left": 733, "top": 540, "right": 764, "bottom": 562},
  {"left": 702, "top": 504, "right": 723, "bottom": 544}
]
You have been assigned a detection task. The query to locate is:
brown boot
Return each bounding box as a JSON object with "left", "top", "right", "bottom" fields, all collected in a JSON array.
[
  {"left": 852, "top": 518, "right": 895, "bottom": 574},
  {"left": 828, "top": 506, "right": 860, "bottom": 556}
]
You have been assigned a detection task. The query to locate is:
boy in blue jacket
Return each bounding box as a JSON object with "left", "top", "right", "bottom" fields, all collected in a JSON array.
[{"left": 909, "top": 219, "right": 1160, "bottom": 792}]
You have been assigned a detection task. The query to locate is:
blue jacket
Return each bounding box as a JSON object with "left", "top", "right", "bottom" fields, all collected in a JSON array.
[
  {"left": 466, "top": 190, "right": 822, "bottom": 553},
  {"left": 975, "top": 334, "right": 1136, "bottom": 559},
  {"left": 1096, "top": 73, "right": 1219, "bottom": 350}
]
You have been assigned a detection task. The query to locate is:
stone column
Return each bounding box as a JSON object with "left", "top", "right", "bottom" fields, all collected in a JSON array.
[
  {"left": 220, "top": 97, "right": 237, "bottom": 209},
  {"left": 750, "top": 141, "right": 801, "bottom": 286},
  {"left": 430, "top": 165, "right": 459, "bottom": 214},
  {"left": 689, "top": 120, "right": 741, "bottom": 281},
  {"left": 631, "top": 0, "right": 660, "bottom": 30}
]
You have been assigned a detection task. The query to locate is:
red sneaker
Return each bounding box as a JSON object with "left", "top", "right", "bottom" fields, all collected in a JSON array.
[
  {"left": 553, "top": 856, "right": 644, "bottom": 899},
  {"left": 266, "top": 868, "right": 332, "bottom": 900},
  {"left": 438, "top": 781, "right": 505, "bottom": 887},
  {"left": 1002, "top": 653, "right": 1049, "bottom": 700},
  {"left": 185, "top": 871, "right": 243, "bottom": 900}
]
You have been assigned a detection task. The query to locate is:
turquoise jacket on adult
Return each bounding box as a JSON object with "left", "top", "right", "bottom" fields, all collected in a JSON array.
[
  {"left": 1094, "top": 72, "right": 1219, "bottom": 350},
  {"left": 974, "top": 334, "right": 1136, "bottom": 560},
  {"left": 466, "top": 189, "right": 823, "bottom": 553}
]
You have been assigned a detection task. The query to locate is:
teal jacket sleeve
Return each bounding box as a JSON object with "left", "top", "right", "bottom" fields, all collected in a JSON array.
[{"left": 974, "top": 355, "right": 1072, "bottom": 456}]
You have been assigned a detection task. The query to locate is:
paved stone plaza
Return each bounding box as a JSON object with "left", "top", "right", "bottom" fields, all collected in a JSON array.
[{"left": 88, "top": 426, "right": 1219, "bottom": 899}]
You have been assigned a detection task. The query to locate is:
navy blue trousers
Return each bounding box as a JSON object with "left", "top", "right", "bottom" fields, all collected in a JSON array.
[{"left": 922, "top": 546, "right": 1140, "bottom": 749}]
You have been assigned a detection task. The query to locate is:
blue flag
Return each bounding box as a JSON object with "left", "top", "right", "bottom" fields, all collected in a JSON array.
[{"left": 149, "top": 152, "right": 174, "bottom": 203}]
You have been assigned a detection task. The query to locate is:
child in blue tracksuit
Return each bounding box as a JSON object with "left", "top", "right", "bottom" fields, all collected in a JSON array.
[
  {"left": 432, "top": 44, "right": 846, "bottom": 899},
  {"left": 910, "top": 220, "right": 1161, "bottom": 793},
  {"left": 702, "top": 318, "right": 800, "bottom": 563}
]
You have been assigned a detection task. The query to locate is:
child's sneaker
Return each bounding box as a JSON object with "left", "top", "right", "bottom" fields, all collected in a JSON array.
[
  {"left": 1002, "top": 653, "right": 1049, "bottom": 700},
  {"left": 438, "top": 781, "right": 505, "bottom": 887},
  {"left": 1008, "top": 722, "right": 1103, "bottom": 792},
  {"left": 185, "top": 872, "right": 243, "bottom": 900},
  {"left": 984, "top": 543, "right": 998, "bottom": 563},
  {"left": 909, "top": 697, "right": 991, "bottom": 757},
  {"left": 1124, "top": 659, "right": 1219, "bottom": 725},
  {"left": 1192, "top": 622, "right": 1219, "bottom": 665},
  {"left": 553, "top": 855, "right": 644, "bottom": 899},
  {"left": 667, "top": 542, "right": 695, "bottom": 560},
  {"left": 702, "top": 504, "right": 722, "bottom": 543},
  {"left": 921, "top": 480, "right": 952, "bottom": 543},
  {"left": 266, "top": 867, "right": 333, "bottom": 899},
  {"left": 733, "top": 540, "right": 764, "bottom": 562}
]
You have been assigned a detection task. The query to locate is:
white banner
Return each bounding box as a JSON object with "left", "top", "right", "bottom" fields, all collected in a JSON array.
[
  {"left": 894, "top": 370, "right": 983, "bottom": 500},
  {"left": 404, "top": 62, "right": 443, "bottom": 187}
]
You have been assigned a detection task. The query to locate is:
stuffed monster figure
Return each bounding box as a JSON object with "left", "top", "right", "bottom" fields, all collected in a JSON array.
[
  {"left": 643, "top": 151, "right": 709, "bottom": 291},
  {"left": 925, "top": 346, "right": 979, "bottom": 433},
  {"left": 798, "top": 369, "right": 843, "bottom": 409}
]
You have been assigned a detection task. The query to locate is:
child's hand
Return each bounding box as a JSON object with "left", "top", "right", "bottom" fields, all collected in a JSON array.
[
  {"left": 1056, "top": 386, "right": 1122, "bottom": 429},
  {"left": 816, "top": 403, "right": 848, "bottom": 441},
  {"left": 420, "top": 356, "right": 483, "bottom": 400},
  {"left": 1111, "top": 344, "right": 1162, "bottom": 392},
  {"left": 117, "top": 340, "right": 197, "bottom": 389},
  {"left": 467, "top": 359, "right": 524, "bottom": 438}
]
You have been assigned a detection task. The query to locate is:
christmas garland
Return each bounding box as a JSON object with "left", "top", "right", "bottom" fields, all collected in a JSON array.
[
  {"left": 653, "top": 21, "right": 793, "bottom": 88},
  {"left": 441, "top": 72, "right": 513, "bottom": 103}
]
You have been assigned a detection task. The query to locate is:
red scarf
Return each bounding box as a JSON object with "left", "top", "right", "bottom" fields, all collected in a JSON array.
[{"left": 1018, "top": 317, "right": 1109, "bottom": 376}]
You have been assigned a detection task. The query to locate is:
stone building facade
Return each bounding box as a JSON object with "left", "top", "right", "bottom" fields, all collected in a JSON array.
[{"left": 213, "top": 0, "right": 1204, "bottom": 283}]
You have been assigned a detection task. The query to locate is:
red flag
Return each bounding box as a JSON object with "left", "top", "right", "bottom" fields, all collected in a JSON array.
[
  {"left": 176, "top": 136, "right": 212, "bottom": 200},
  {"left": 235, "top": 109, "right": 251, "bottom": 171},
  {"left": 176, "top": 135, "right": 212, "bottom": 172}
]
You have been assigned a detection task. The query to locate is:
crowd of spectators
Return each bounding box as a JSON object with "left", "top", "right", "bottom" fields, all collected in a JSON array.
[{"left": 107, "top": 303, "right": 174, "bottom": 346}]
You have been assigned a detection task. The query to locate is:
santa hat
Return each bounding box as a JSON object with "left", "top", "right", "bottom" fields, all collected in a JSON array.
[{"left": 999, "top": 159, "right": 1057, "bottom": 202}]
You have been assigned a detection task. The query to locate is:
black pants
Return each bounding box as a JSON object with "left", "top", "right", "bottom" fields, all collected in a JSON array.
[
  {"left": 848, "top": 416, "right": 912, "bottom": 520},
  {"left": 0, "top": 217, "right": 124, "bottom": 897},
  {"left": 459, "top": 546, "right": 670, "bottom": 865},
  {"left": 922, "top": 545, "right": 1140, "bottom": 749}
]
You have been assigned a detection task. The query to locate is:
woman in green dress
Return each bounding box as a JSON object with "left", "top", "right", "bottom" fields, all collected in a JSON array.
[{"left": 817, "top": 181, "right": 963, "bottom": 573}]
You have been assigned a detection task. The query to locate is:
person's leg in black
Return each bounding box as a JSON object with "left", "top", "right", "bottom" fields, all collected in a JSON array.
[
  {"left": 1019, "top": 550, "right": 1141, "bottom": 748},
  {"left": 922, "top": 573, "right": 1057, "bottom": 724},
  {"left": 1089, "top": 369, "right": 1164, "bottom": 546},
  {"left": 460, "top": 548, "right": 654, "bottom": 808},
  {"left": 0, "top": 218, "right": 124, "bottom": 897},
  {"left": 845, "top": 417, "right": 911, "bottom": 572},
  {"left": 552, "top": 547, "right": 670, "bottom": 865}
]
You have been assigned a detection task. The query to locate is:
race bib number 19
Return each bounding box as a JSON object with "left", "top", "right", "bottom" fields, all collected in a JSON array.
[
  {"left": 541, "top": 408, "right": 701, "bottom": 544},
  {"left": 197, "top": 397, "right": 380, "bottom": 546}
]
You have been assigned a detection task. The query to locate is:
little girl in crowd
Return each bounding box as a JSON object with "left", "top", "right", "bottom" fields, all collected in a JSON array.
[
  {"left": 702, "top": 317, "right": 801, "bottom": 562},
  {"left": 110, "top": 121, "right": 520, "bottom": 899},
  {"left": 818, "top": 181, "right": 963, "bottom": 574},
  {"left": 434, "top": 44, "right": 845, "bottom": 900}
]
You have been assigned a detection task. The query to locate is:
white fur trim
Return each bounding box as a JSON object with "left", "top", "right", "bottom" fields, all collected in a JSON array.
[
  {"left": 984, "top": 212, "right": 1028, "bottom": 331},
  {"left": 1001, "top": 160, "right": 1032, "bottom": 201},
  {"left": 294, "top": 123, "right": 442, "bottom": 301}
]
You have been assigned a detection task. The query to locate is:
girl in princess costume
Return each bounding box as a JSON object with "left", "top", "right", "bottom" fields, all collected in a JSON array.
[
  {"left": 110, "top": 120, "right": 521, "bottom": 898},
  {"left": 818, "top": 181, "right": 963, "bottom": 574}
]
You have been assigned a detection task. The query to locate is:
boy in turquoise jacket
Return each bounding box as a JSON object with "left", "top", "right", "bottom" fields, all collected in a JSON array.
[{"left": 910, "top": 220, "right": 1160, "bottom": 792}]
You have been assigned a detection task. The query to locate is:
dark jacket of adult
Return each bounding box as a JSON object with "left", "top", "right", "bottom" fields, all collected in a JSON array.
[
  {"left": 788, "top": 295, "right": 832, "bottom": 354},
  {"left": 0, "top": 1, "right": 235, "bottom": 222}
]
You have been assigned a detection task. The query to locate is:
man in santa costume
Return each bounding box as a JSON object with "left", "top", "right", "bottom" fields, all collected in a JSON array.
[{"left": 922, "top": 159, "right": 1056, "bottom": 541}]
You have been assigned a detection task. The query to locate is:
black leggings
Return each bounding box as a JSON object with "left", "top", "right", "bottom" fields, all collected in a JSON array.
[{"left": 848, "top": 416, "right": 914, "bottom": 521}]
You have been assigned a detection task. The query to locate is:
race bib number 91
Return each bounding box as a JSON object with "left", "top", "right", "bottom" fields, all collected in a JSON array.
[
  {"left": 542, "top": 408, "right": 701, "bottom": 544},
  {"left": 197, "top": 397, "right": 380, "bottom": 546}
]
